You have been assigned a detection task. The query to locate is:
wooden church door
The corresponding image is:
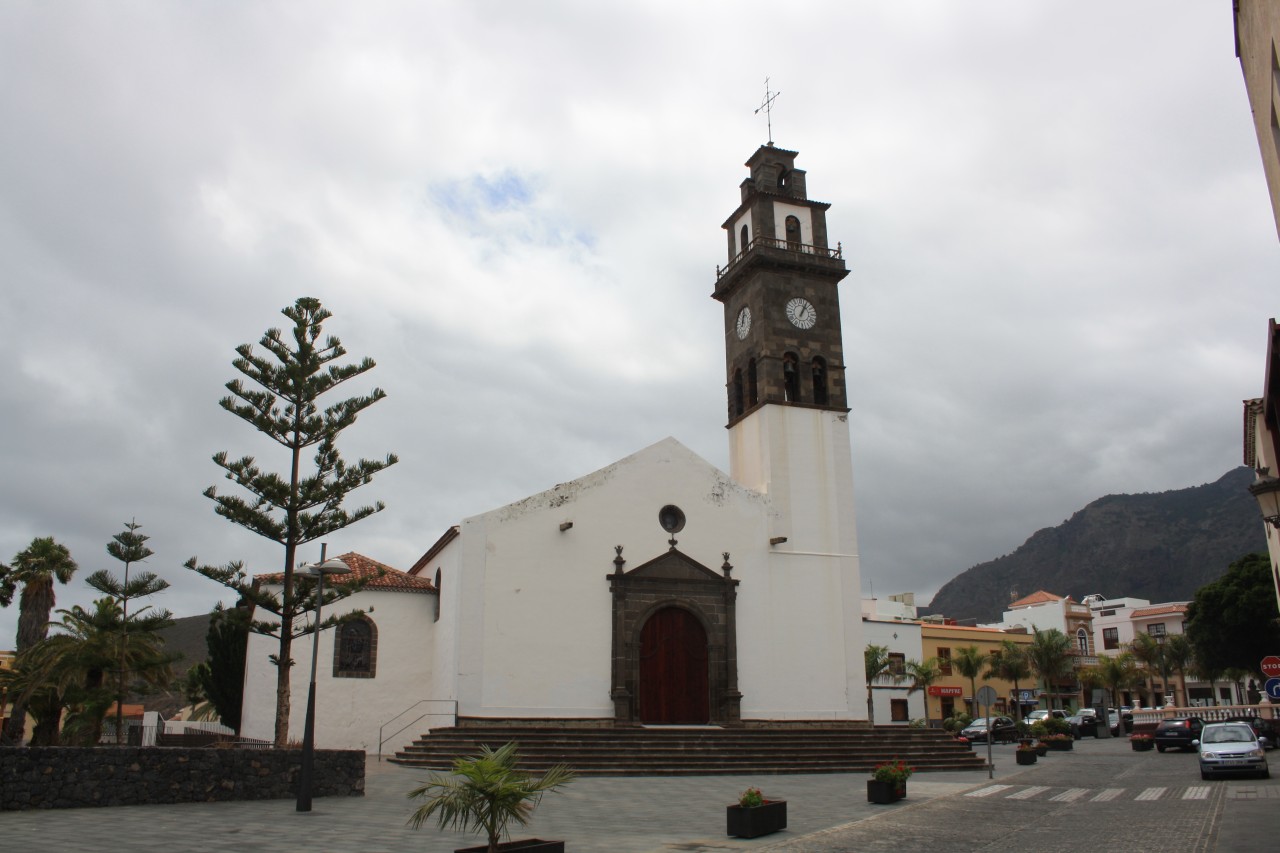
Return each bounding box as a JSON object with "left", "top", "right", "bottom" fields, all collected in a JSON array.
[{"left": 638, "top": 607, "right": 709, "bottom": 724}]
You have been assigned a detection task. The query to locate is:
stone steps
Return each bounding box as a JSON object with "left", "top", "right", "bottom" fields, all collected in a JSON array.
[{"left": 388, "top": 725, "right": 986, "bottom": 776}]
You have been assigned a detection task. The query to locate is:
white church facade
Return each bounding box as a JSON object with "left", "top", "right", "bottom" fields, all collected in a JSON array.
[{"left": 239, "top": 145, "right": 870, "bottom": 752}]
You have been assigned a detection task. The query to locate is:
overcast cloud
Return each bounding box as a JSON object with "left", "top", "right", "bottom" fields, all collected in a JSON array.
[{"left": 1, "top": 1, "right": 1275, "bottom": 643}]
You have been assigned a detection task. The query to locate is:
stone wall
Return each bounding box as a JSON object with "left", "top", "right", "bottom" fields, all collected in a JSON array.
[{"left": 0, "top": 747, "right": 364, "bottom": 810}]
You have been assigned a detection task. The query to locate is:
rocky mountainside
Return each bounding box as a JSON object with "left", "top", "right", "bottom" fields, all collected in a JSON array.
[{"left": 924, "top": 467, "right": 1267, "bottom": 624}]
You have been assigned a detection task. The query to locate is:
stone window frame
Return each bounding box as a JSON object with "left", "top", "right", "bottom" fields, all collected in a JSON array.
[{"left": 332, "top": 614, "right": 379, "bottom": 679}]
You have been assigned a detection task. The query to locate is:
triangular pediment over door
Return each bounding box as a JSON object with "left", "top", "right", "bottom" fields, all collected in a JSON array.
[{"left": 607, "top": 546, "right": 741, "bottom": 726}]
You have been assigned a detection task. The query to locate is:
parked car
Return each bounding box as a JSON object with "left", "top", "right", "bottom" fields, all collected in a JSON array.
[
  {"left": 1026, "top": 709, "right": 1067, "bottom": 723},
  {"left": 1222, "top": 715, "right": 1277, "bottom": 750},
  {"left": 1107, "top": 709, "right": 1134, "bottom": 736},
  {"left": 960, "top": 716, "right": 1018, "bottom": 743},
  {"left": 1066, "top": 713, "right": 1099, "bottom": 739},
  {"left": 1198, "top": 722, "right": 1270, "bottom": 779},
  {"left": 1154, "top": 717, "right": 1204, "bottom": 752}
]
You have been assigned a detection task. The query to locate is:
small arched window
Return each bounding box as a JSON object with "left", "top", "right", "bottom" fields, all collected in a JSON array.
[
  {"left": 434, "top": 568, "right": 442, "bottom": 623},
  {"left": 333, "top": 616, "right": 378, "bottom": 679},
  {"left": 1076, "top": 627, "right": 1089, "bottom": 655},
  {"left": 778, "top": 168, "right": 789, "bottom": 191},
  {"left": 782, "top": 352, "right": 800, "bottom": 403},
  {"left": 747, "top": 359, "right": 758, "bottom": 407},
  {"left": 732, "top": 369, "right": 744, "bottom": 417},
  {"left": 740, "top": 224, "right": 749, "bottom": 254},
  {"left": 811, "top": 357, "right": 828, "bottom": 405},
  {"left": 784, "top": 215, "right": 801, "bottom": 249}
]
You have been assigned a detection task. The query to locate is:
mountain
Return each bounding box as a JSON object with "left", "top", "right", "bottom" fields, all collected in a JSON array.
[{"left": 924, "top": 467, "right": 1267, "bottom": 624}]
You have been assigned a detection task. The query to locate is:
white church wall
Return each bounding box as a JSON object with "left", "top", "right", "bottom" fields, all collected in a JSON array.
[
  {"left": 239, "top": 589, "right": 436, "bottom": 753},
  {"left": 772, "top": 201, "right": 813, "bottom": 244}
]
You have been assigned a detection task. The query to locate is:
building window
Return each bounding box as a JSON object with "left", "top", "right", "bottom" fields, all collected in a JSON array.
[
  {"left": 888, "top": 653, "right": 906, "bottom": 676},
  {"left": 784, "top": 214, "right": 801, "bottom": 247},
  {"left": 937, "top": 647, "right": 952, "bottom": 676},
  {"left": 732, "top": 369, "right": 744, "bottom": 417},
  {"left": 1102, "top": 627, "right": 1118, "bottom": 650},
  {"left": 890, "top": 699, "right": 909, "bottom": 722},
  {"left": 740, "top": 224, "right": 749, "bottom": 254},
  {"left": 333, "top": 616, "right": 378, "bottom": 679},
  {"left": 1147, "top": 623, "right": 1166, "bottom": 640},
  {"left": 782, "top": 352, "right": 800, "bottom": 402},
  {"left": 811, "top": 357, "right": 828, "bottom": 405},
  {"left": 747, "top": 359, "right": 758, "bottom": 407},
  {"left": 1076, "top": 627, "right": 1089, "bottom": 655}
]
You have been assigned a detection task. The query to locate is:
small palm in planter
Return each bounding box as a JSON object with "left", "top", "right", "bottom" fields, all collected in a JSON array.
[
  {"left": 1015, "top": 744, "right": 1038, "bottom": 765},
  {"left": 726, "top": 786, "right": 788, "bottom": 838},
  {"left": 408, "top": 742, "right": 576, "bottom": 853}
]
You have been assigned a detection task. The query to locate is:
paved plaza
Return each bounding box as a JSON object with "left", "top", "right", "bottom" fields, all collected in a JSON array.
[{"left": 2, "top": 736, "right": 1275, "bottom": 852}]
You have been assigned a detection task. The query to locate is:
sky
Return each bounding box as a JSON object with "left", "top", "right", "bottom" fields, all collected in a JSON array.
[{"left": 1, "top": 1, "right": 1277, "bottom": 644}]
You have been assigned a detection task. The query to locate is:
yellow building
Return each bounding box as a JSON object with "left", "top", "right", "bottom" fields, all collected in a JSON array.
[
  {"left": 0, "top": 649, "right": 15, "bottom": 735},
  {"left": 919, "top": 623, "right": 1034, "bottom": 723}
]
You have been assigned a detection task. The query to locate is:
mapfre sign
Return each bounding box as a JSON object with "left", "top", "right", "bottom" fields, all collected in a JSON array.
[{"left": 928, "top": 686, "right": 963, "bottom": 697}]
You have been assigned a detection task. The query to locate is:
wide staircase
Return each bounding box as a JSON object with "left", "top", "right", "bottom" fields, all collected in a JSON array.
[{"left": 388, "top": 724, "right": 987, "bottom": 776}]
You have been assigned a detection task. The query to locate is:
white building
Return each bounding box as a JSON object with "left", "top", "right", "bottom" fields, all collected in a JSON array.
[
  {"left": 239, "top": 144, "right": 870, "bottom": 751},
  {"left": 862, "top": 593, "right": 926, "bottom": 724}
]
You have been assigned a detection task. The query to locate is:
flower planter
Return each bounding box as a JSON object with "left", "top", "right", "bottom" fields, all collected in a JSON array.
[
  {"left": 866, "top": 780, "right": 903, "bottom": 804},
  {"left": 726, "top": 799, "right": 788, "bottom": 838},
  {"left": 1015, "top": 751, "right": 1037, "bottom": 765},
  {"left": 1131, "top": 739, "right": 1154, "bottom": 751},
  {"left": 455, "top": 841, "right": 564, "bottom": 853},
  {"left": 1035, "top": 744, "right": 1048, "bottom": 757},
  {"left": 1047, "top": 739, "right": 1073, "bottom": 751}
]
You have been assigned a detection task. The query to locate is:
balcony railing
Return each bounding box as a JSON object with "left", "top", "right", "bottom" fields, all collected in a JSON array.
[{"left": 716, "top": 236, "right": 843, "bottom": 280}]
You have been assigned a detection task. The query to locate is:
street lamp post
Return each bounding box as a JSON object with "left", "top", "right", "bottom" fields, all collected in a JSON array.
[{"left": 296, "top": 550, "right": 351, "bottom": 813}]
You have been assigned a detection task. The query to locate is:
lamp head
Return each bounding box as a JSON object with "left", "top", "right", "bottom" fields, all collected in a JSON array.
[{"left": 302, "top": 557, "right": 352, "bottom": 577}]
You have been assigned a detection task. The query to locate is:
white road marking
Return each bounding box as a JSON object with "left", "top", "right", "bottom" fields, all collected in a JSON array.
[
  {"left": 966, "top": 785, "right": 1013, "bottom": 798},
  {"left": 1050, "top": 787, "right": 1088, "bottom": 802},
  {"left": 1183, "top": 786, "right": 1210, "bottom": 800},
  {"left": 1007, "top": 786, "right": 1049, "bottom": 800},
  {"left": 1091, "top": 788, "right": 1124, "bottom": 801},
  {"left": 1136, "top": 787, "right": 1167, "bottom": 801}
]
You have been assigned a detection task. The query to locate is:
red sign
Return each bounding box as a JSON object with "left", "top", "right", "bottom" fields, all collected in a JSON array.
[
  {"left": 1261, "top": 656, "right": 1280, "bottom": 678},
  {"left": 928, "top": 686, "right": 963, "bottom": 697}
]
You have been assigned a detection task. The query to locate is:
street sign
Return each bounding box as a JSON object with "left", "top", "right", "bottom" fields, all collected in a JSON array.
[
  {"left": 976, "top": 686, "right": 997, "bottom": 707},
  {"left": 1266, "top": 677, "right": 1280, "bottom": 701},
  {"left": 1261, "top": 656, "right": 1280, "bottom": 678}
]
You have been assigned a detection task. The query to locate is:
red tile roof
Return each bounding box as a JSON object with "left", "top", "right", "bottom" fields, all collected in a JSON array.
[
  {"left": 1009, "top": 590, "right": 1064, "bottom": 608},
  {"left": 256, "top": 552, "right": 436, "bottom": 595}
]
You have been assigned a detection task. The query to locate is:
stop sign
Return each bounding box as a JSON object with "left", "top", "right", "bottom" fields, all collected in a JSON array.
[{"left": 1261, "top": 656, "right": 1280, "bottom": 678}]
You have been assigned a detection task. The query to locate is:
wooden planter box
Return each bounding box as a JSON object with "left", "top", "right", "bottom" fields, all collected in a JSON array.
[
  {"left": 1047, "top": 739, "right": 1073, "bottom": 751},
  {"left": 1034, "top": 744, "right": 1048, "bottom": 756},
  {"left": 1131, "top": 739, "right": 1154, "bottom": 751},
  {"left": 726, "top": 799, "right": 788, "bottom": 838},
  {"left": 866, "top": 780, "right": 904, "bottom": 804},
  {"left": 1015, "top": 750, "right": 1038, "bottom": 765},
  {"left": 456, "top": 841, "right": 564, "bottom": 853}
]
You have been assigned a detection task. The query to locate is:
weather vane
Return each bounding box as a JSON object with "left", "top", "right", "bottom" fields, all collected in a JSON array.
[{"left": 755, "top": 77, "right": 779, "bottom": 146}]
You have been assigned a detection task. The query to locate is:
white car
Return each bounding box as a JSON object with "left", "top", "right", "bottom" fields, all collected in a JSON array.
[{"left": 1198, "top": 722, "right": 1270, "bottom": 780}]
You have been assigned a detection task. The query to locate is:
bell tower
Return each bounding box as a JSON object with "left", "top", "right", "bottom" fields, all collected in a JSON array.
[{"left": 712, "top": 144, "right": 859, "bottom": 552}]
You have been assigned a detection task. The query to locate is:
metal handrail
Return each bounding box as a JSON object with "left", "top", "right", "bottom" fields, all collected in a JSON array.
[
  {"left": 716, "top": 237, "right": 843, "bottom": 280},
  {"left": 377, "top": 698, "right": 458, "bottom": 761}
]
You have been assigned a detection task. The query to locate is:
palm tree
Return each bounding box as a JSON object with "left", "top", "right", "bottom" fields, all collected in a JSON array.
[
  {"left": 408, "top": 742, "right": 575, "bottom": 853},
  {"left": 0, "top": 537, "right": 78, "bottom": 744},
  {"left": 953, "top": 646, "right": 989, "bottom": 718},
  {"left": 1129, "top": 632, "right": 1164, "bottom": 706},
  {"left": 985, "top": 640, "right": 1032, "bottom": 720},
  {"left": 1026, "top": 628, "right": 1073, "bottom": 711},
  {"left": 1162, "top": 634, "right": 1194, "bottom": 707},
  {"left": 905, "top": 657, "right": 942, "bottom": 726},
  {"left": 1096, "top": 652, "right": 1139, "bottom": 711},
  {"left": 864, "top": 644, "right": 905, "bottom": 723}
]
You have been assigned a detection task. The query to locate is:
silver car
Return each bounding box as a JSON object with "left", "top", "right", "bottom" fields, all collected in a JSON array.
[{"left": 1198, "top": 722, "right": 1270, "bottom": 780}]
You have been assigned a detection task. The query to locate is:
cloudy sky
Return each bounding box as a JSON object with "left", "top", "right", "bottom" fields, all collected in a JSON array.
[{"left": 1, "top": 1, "right": 1276, "bottom": 643}]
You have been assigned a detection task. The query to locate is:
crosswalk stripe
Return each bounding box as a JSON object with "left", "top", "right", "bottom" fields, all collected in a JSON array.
[
  {"left": 1183, "top": 786, "right": 1210, "bottom": 800},
  {"left": 966, "top": 785, "right": 1013, "bottom": 798},
  {"left": 1008, "top": 786, "right": 1049, "bottom": 800},
  {"left": 1091, "top": 788, "right": 1124, "bottom": 801},
  {"left": 1136, "top": 787, "right": 1166, "bottom": 801},
  {"left": 1050, "top": 788, "right": 1088, "bottom": 802}
]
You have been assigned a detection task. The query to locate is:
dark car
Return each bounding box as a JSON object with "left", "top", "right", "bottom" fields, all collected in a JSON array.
[
  {"left": 1222, "top": 715, "right": 1277, "bottom": 749},
  {"left": 1066, "top": 713, "right": 1099, "bottom": 739},
  {"left": 960, "top": 716, "right": 1018, "bottom": 743},
  {"left": 1154, "top": 717, "right": 1204, "bottom": 752}
]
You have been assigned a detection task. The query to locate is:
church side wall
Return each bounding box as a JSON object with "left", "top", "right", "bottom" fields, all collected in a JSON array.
[{"left": 239, "top": 589, "right": 436, "bottom": 753}]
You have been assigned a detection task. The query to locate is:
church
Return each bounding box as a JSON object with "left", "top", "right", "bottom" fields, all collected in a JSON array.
[{"left": 238, "top": 144, "right": 871, "bottom": 752}]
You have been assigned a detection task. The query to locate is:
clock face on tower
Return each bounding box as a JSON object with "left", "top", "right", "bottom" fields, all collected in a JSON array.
[
  {"left": 785, "top": 297, "right": 817, "bottom": 329},
  {"left": 735, "top": 306, "right": 752, "bottom": 340}
]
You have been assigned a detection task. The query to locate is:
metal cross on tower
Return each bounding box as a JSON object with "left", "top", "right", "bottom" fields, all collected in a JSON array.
[{"left": 755, "top": 77, "right": 780, "bottom": 146}]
